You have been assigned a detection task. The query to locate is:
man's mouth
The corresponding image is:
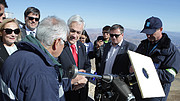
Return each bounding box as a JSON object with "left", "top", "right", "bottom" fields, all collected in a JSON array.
[
  {"left": 70, "top": 36, "right": 75, "bottom": 40},
  {"left": 31, "top": 23, "right": 36, "bottom": 26}
]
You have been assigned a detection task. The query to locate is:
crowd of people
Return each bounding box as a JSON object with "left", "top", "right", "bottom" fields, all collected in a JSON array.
[{"left": 0, "top": 0, "right": 180, "bottom": 101}]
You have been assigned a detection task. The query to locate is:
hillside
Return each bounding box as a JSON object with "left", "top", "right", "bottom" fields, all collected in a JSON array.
[{"left": 86, "top": 28, "right": 180, "bottom": 50}]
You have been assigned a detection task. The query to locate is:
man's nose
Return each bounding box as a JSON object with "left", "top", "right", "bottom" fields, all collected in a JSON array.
[{"left": 32, "top": 19, "right": 36, "bottom": 22}]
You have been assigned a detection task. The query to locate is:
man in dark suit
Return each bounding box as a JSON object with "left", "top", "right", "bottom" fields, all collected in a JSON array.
[
  {"left": 21, "top": 7, "right": 40, "bottom": 39},
  {"left": 98, "top": 24, "right": 137, "bottom": 100},
  {"left": 58, "top": 15, "right": 91, "bottom": 101}
]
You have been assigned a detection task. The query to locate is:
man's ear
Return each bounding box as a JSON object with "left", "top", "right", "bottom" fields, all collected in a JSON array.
[
  {"left": 52, "top": 39, "right": 58, "bottom": 50},
  {"left": 160, "top": 27, "right": 163, "bottom": 32},
  {"left": 52, "top": 41, "right": 56, "bottom": 50},
  {"left": 121, "top": 33, "right": 124, "bottom": 37},
  {"left": 52, "top": 38, "right": 61, "bottom": 50}
]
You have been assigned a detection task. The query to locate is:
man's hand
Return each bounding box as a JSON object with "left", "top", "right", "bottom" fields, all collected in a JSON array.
[
  {"left": 71, "top": 69, "right": 88, "bottom": 90},
  {"left": 96, "top": 40, "right": 104, "bottom": 49},
  {"left": 129, "top": 66, "right": 134, "bottom": 73}
]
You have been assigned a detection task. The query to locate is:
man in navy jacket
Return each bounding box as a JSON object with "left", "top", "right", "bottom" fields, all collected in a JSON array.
[
  {"left": 132, "top": 16, "right": 180, "bottom": 101},
  {"left": 0, "top": 16, "right": 87, "bottom": 101}
]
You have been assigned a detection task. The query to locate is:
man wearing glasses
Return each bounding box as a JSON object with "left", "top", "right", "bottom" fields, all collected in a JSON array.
[
  {"left": 98, "top": 24, "right": 137, "bottom": 100},
  {"left": 21, "top": 7, "right": 40, "bottom": 39},
  {"left": 0, "top": 0, "right": 8, "bottom": 23}
]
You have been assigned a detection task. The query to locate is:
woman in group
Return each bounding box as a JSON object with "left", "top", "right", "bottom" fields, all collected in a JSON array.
[
  {"left": 0, "top": 18, "right": 21, "bottom": 68},
  {"left": 80, "top": 30, "right": 94, "bottom": 59}
]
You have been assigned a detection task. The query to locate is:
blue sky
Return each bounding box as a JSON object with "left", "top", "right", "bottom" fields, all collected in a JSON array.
[{"left": 5, "top": 0, "right": 180, "bottom": 32}]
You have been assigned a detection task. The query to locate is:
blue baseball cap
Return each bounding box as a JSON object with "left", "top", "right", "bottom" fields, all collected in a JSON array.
[{"left": 141, "top": 16, "right": 162, "bottom": 34}]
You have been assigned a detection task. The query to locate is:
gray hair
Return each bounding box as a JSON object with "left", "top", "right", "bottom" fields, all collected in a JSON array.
[
  {"left": 36, "top": 16, "right": 69, "bottom": 48},
  {"left": 67, "top": 15, "right": 85, "bottom": 29}
]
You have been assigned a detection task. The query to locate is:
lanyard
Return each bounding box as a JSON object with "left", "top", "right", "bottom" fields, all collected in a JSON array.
[{"left": 147, "top": 42, "right": 159, "bottom": 55}]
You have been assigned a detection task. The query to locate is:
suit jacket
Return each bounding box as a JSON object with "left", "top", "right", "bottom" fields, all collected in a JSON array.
[
  {"left": 0, "top": 42, "right": 9, "bottom": 69},
  {"left": 58, "top": 40, "right": 91, "bottom": 101},
  {"left": 100, "top": 40, "right": 137, "bottom": 75},
  {"left": 21, "top": 26, "right": 37, "bottom": 39},
  {"left": 21, "top": 26, "right": 27, "bottom": 40}
]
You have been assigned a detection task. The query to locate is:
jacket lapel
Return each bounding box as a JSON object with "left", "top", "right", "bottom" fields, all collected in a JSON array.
[
  {"left": 77, "top": 41, "right": 82, "bottom": 68},
  {"left": 65, "top": 45, "right": 76, "bottom": 65},
  {"left": 117, "top": 40, "right": 126, "bottom": 54},
  {"left": 103, "top": 43, "right": 111, "bottom": 61},
  {"left": 114, "top": 40, "right": 126, "bottom": 63}
]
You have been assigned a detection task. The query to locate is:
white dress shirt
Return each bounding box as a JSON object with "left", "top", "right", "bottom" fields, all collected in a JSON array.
[
  {"left": 25, "top": 26, "right": 37, "bottom": 37},
  {"left": 104, "top": 39, "right": 123, "bottom": 74}
]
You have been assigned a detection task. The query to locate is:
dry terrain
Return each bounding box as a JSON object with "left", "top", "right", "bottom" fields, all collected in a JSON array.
[{"left": 167, "top": 73, "right": 180, "bottom": 101}]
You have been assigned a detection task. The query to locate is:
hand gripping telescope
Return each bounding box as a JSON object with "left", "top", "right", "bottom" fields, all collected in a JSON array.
[{"left": 68, "top": 65, "right": 135, "bottom": 101}]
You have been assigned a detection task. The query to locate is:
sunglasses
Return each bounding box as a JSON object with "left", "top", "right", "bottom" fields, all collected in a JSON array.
[
  {"left": 0, "top": 13, "right": 3, "bottom": 17},
  {"left": 28, "top": 16, "right": 39, "bottom": 21},
  {"left": 80, "top": 37, "right": 85, "bottom": 39},
  {"left": 102, "top": 32, "right": 109, "bottom": 34},
  {"left": 70, "top": 29, "right": 81, "bottom": 34},
  {"left": 3, "top": 28, "right": 20, "bottom": 34},
  {"left": 110, "top": 34, "right": 121, "bottom": 38}
]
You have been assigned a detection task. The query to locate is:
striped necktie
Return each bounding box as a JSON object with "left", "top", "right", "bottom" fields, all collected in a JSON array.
[{"left": 30, "top": 31, "right": 35, "bottom": 37}]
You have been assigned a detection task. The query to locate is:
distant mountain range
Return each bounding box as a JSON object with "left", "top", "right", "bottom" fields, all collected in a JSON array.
[{"left": 86, "top": 28, "right": 180, "bottom": 50}]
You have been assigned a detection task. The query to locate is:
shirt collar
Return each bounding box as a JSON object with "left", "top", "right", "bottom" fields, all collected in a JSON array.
[
  {"left": 25, "top": 26, "right": 37, "bottom": 32},
  {"left": 68, "top": 41, "right": 77, "bottom": 48},
  {"left": 111, "top": 39, "right": 123, "bottom": 47}
]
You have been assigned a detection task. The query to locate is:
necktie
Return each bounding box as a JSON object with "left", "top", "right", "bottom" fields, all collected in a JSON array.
[
  {"left": 71, "top": 44, "right": 78, "bottom": 66},
  {"left": 30, "top": 31, "right": 35, "bottom": 37}
]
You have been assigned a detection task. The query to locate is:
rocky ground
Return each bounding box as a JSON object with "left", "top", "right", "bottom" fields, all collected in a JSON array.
[{"left": 88, "top": 59, "right": 180, "bottom": 101}]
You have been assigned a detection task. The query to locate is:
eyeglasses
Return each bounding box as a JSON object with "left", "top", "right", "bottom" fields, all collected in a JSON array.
[
  {"left": 60, "top": 38, "right": 68, "bottom": 47},
  {"left": 102, "top": 32, "right": 109, "bottom": 34},
  {"left": 110, "top": 34, "right": 121, "bottom": 38},
  {"left": 3, "top": 28, "right": 20, "bottom": 34},
  {"left": 28, "top": 16, "right": 39, "bottom": 21},
  {"left": 60, "top": 38, "right": 66, "bottom": 44},
  {"left": 70, "top": 29, "right": 81, "bottom": 34},
  {"left": 80, "top": 37, "right": 85, "bottom": 39}
]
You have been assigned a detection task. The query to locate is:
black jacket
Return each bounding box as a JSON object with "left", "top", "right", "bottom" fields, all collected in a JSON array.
[
  {"left": 93, "top": 38, "right": 111, "bottom": 74},
  {"left": 100, "top": 39, "right": 137, "bottom": 75},
  {"left": 0, "top": 42, "right": 9, "bottom": 68},
  {"left": 133, "top": 33, "right": 180, "bottom": 101},
  {"left": 58, "top": 40, "right": 91, "bottom": 101},
  {"left": 0, "top": 42, "right": 18, "bottom": 69}
]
